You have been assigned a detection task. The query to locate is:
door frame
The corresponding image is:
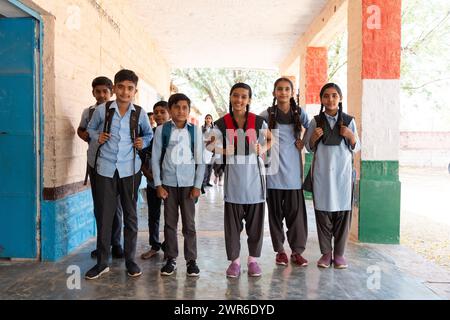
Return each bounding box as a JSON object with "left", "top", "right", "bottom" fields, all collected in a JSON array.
[{"left": 3, "top": 0, "right": 43, "bottom": 259}]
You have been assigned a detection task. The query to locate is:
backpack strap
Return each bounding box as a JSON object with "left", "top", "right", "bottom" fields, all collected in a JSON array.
[
  {"left": 160, "top": 121, "right": 196, "bottom": 165},
  {"left": 104, "top": 101, "right": 115, "bottom": 133},
  {"left": 88, "top": 106, "right": 96, "bottom": 123},
  {"left": 130, "top": 104, "right": 142, "bottom": 141}
]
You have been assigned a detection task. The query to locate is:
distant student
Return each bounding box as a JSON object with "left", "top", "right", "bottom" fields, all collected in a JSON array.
[
  {"left": 304, "top": 83, "right": 360, "bottom": 269},
  {"left": 141, "top": 101, "right": 170, "bottom": 260},
  {"left": 152, "top": 93, "right": 205, "bottom": 277},
  {"left": 260, "top": 77, "right": 310, "bottom": 267},
  {"left": 201, "top": 114, "right": 215, "bottom": 188},
  {"left": 77, "top": 76, "right": 124, "bottom": 260},
  {"left": 148, "top": 112, "right": 157, "bottom": 128},
  {"left": 208, "top": 83, "right": 272, "bottom": 278},
  {"left": 85, "top": 69, "right": 152, "bottom": 280}
]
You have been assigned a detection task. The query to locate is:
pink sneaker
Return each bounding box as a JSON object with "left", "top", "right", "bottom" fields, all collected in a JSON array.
[
  {"left": 275, "top": 252, "right": 288, "bottom": 266},
  {"left": 333, "top": 255, "right": 348, "bottom": 269},
  {"left": 317, "top": 253, "right": 332, "bottom": 268},
  {"left": 247, "top": 262, "right": 262, "bottom": 277},
  {"left": 226, "top": 262, "right": 241, "bottom": 278}
]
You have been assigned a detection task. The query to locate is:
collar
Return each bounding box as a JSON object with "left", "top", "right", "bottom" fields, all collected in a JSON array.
[
  {"left": 109, "top": 100, "right": 136, "bottom": 112},
  {"left": 324, "top": 112, "right": 338, "bottom": 121},
  {"left": 170, "top": 120, "right": 191, "bottom": 129}
]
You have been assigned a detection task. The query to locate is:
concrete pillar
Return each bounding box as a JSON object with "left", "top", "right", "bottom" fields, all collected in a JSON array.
[
  {"left": 300, "top": 47, "right": 328, "bottom": 199},
  {"left": 348, "top": 0, "right": 402, "bottom": 243}
]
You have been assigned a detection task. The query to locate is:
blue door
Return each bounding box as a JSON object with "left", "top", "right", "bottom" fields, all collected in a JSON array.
[{"left": 0, "top": 18, "right": 39, "bottom": 258}]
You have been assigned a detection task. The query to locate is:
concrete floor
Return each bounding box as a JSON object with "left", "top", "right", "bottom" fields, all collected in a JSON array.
[{"left": 1, "top": 185, "right": 449, "bottom": 300}]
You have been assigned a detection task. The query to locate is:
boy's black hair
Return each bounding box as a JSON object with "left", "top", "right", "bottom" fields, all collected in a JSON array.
[
  {"left": 153, "top": 100, "right": 169, "bottom": 111},
  {"left": 229, "top": 82, "right": 252, "bottom": 114},
  {"left": 168, "top": 93, "right": 191, "bottom": 109},
  {"left": 270, "top": 77, "right": 302, "bottom": 136},
  {"left": 147, "top": 112, "right": 154, "bottom": 117},
  {"left": 92, "top": 76, "right": 113, "bottom": 91},
  {"left": 318, "top": 82, "right": 344, "bottom": 127},
  {"left": 114, "top": 69, "right": 139, "bottom": 86}
]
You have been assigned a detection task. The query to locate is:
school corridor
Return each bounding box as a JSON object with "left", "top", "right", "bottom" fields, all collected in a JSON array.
[{"left": 0, "top": 186, "right": 448, "bottom": 300}]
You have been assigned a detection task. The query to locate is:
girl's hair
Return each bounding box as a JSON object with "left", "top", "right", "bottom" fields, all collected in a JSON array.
[
  {"left": 204, "top": 114, "right": 213, "bottom": 127},
  {"left": 318, "top": 82, "right": 344, "bottom": 127},
  {"left": 229, "top": 82, "right": 252, "bottom": 115},
  {"left": 270, "top": 77, "right": 302, "bottom": 136}
]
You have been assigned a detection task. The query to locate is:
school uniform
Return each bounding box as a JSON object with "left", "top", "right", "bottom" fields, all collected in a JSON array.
[
  {"left": 142, "top": 126, "right": 162, "bottom": 251},
  {"left": 212, "top": 114, "right": 268, "bottom": 261},
  {"left": 304, "top": 112, "right": 360, "bottom": 256},
  {"left": 260, "top": 107, "right": 310, "bottom": 255},
  {"left": 151, "top": 120, "right": 205, "bottom": 261},
  {"left": 79, "top": 105, "right": 123, "bottom": 250},
  {"left": 87, "top": 101, "right": 152, "bottom": 267},
  {"left": 201, "top": 125, "right": 214, "bottom": 187}
]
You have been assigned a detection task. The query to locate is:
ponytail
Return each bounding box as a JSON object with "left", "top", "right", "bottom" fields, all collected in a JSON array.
[
  {"left": 268, "top": 97, "right": 277, "bottom": 130},
  {"left": 290, "top": 97, "right": 302, "bottom": 137}
]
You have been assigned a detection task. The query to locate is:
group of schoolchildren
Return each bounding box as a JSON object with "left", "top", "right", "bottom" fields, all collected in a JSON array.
[{"left": 77, "top": 69, "right": 360, "bottom": 281}]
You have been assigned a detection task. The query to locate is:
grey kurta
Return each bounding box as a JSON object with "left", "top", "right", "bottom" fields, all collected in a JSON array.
[
  {"left": 260, "top": 109, "right": 310, "bottom": 190},
  {"left": 210, "top": 121, "right": 268, "bottom": 204},
  {"left": 304, "top": 113, "right": 361, "bottom": 212}
]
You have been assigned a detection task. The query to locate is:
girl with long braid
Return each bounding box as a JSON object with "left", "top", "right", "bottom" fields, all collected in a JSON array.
[
  {"left": 207, "top": 83, "right": 272, "bottom": 278},
  {"left": 304, "top": 83, "right": 360, "bottom": 269},
  {"left": 260, "top": 77, "right": 311, "bottom": 267}
]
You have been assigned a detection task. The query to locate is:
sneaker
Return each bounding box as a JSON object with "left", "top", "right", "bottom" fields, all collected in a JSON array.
[
  {"left": 186, "top": 260, "right": 200, "bottom": 277},
  {"left": 218, "top": 178, "right": 224, "bottom": 186},
  {"left": 141, "top": 249, "right": 158, "bottom": 260},
  {"left": 226, "top": 262, "right": 241, "bottom": 278},
  {"left": 333, "top": 255, "right": 348, "bottom": 269},
  {"left": 111, "top": 245, "right": 124, "bottom": 259},
  {"left": 161, "top": 258, "right": 177, "bottom": 276},
  {"left": 126, "top": 261, "right": 142, "bottom": 277},
  {"left": 247, "top": 262, "right": 262, "bottom": 277},
  {"left": 85, "top": 264, "right": 110, "bottom": 280},
  {"left": 90, "top": 249, "right": 97, "bottom": 259},
  {"left": 214, "top": 177, "right": 218, "bottom": 185},
  {"left": 275, "top": 252, "right": 288, "bottom": 266},
  {"left": 317, "top": 253, "right": 332, "bottom": 268},
  {"left": 291, "top": 253, "right": 308, "bottom": 267},
  {"left": 206, "top": 183, "right": 213, "bottom": 187}
]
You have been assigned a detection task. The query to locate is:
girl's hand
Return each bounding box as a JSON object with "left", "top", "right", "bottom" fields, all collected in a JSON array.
[
  {"left": 310, "top": 128, "right": 323, "bottom": 146},
  {"left": 224, "top": 144, "right": 235, "bottom": 156},
  {"left": 340, "top": 126, "right": 356, "bottom": 146},
  {"left": 190, "top": 187, "right": 201, "bottom": 199},
  {"left": 98, "top": 132, "right": 111, "bottom": 144},
  {"left": 80, "top": 131, "right": 90, "bottom": 142},
  {"left": 156, "top": 186, "right": 169, "bottom": 200},
  {"left": 134, "top": 137, "right": 143, "bottom": 150},
  {"left": 295, "top": 139, "right": 304, "bottom": 151}
]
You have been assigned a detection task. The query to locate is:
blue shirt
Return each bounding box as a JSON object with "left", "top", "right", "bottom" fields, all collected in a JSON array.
[
  {"left": 79, "top": 105, "right": 100, "bottom": 168},
  {"left": 87, "top": 101, "right": 152, "bottom": 178},
  {"left": 151, "top": 121, "right": 205, "bottom": 189}
]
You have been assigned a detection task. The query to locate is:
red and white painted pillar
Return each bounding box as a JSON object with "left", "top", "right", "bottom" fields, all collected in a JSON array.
[{"left": 348, "top": 0, "right": 402, "bottom": 243}]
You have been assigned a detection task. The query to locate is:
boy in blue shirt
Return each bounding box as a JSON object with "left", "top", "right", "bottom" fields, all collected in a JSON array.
[
  {"left": 152, "top": 93, "right": 205, "bottom": 277},
  {"left": 77, "top": 76, "right": 124, "bottom": 260},
  {"left": 85, "top": 69, "right": 152, "bottom": 279}
]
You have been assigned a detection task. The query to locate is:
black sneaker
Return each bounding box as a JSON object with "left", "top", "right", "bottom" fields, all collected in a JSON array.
[
  {"left": 126, "top": 261, "right": 142, "bottom": 277},
  {"left": 111, "top": 245, "right": 124, "bottom": 259},
  {"left": 160, "top": 258, "right": 177, "bottom": 276},
  {"left": 90, "top": 249, "right": 97, "bottom": 258},
  {"left": 85, "top": 264, "right": 109, "bottom": 280},
  {"left": 186, "top": 260, "right": 200, "bottom": 277}
]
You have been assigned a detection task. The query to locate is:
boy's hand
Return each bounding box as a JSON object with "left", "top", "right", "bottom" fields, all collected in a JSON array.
[
  {"left": 190, "top": 187, "right": 201, "bottom": 200},
  {"left": 98, "top": 132, "right": 111, "bottom": 144},
  {"left": 310, "top": 128, "right": 323, "bottom": 146},
  {"left": 80, "top": 131, "right": 90, "bottom": 142},
  {"left": 340, "top": 126, "right": 356, "bottom": 146},
  {"left": 156, "top": 186, "right": 168, "bottom": 200},
  {"left": 134, "top": 137, "right": 143, "bottom": 150},
  {"left": 295, "top": 139, "right": 304, "bottom": 151}
]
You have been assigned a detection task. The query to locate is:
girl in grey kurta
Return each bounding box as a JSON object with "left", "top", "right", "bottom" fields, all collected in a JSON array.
[
  {"left": 304, "top": 83, "right": 361, "bottom": 269},
  {"left": 208, "top": 83, "right": 271, "bottom": 278},
  {"left": 260, "top": 77, "right": 310, "bottom": 268}
]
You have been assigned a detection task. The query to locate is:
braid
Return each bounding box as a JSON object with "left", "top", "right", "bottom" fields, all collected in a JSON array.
[
  {"left": 338, "top": 102, "right": 344, "bottom": 127},
  {"left": 290, "top": 97, "right": 302, "bottom": 137},
  {"left": 317, "top": 104, "right": 325, "bottom": 129},
  {"left": 229, "top": 101, "right": 233, "bottom": 115},
  {"left": 268, "top": 97, "right": 277, "bottom": 130}
]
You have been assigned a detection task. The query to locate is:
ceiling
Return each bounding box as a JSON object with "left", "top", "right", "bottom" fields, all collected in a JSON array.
[{"left": 130, "top": 0, "right": 328, "bottom": 70}]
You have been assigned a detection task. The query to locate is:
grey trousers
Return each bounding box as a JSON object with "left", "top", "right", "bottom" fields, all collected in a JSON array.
[
  {"left": 163, "top": 186, "right": 197, "bottom": 261},
  {"left": 224, "top": 202, "right": 265, "bottom": 261},
  {"left": 88, "top": 165, "right": 122, "bottom": 247},
  {"left": 95, "top": 170, "right": 141, "bottom": 266},
  {"left": 267, "top": 189, "right": 308, "bottom": 254},
  {"left": 314, "top": 210, "right": 351, "bottom": 256}
]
